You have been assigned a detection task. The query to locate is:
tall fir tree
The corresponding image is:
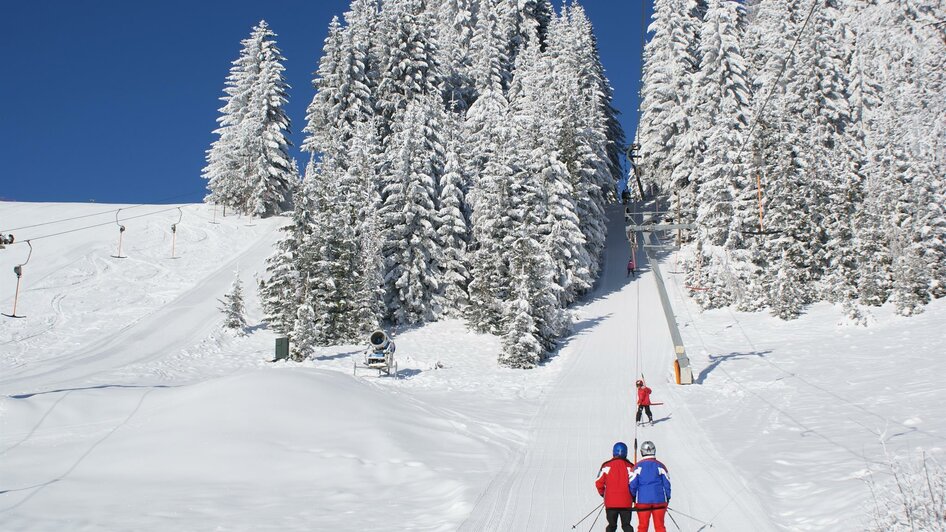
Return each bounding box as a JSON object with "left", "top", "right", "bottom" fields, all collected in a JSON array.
[
  {"left": 437, "top": 120, "right": 472, "bottom": 314},
  {"left": 378, "top": 95, "right": 446, "bottom": 324},
  {"left": 203, "top": 21, "right": 294, "bottom": 217}
]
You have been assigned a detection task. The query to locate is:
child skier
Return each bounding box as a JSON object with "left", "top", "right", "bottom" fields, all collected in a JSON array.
[
  {"left": 594, "top": 442, "right": 635, "bottom": 532},
  {"left": 626, "top": 258, "right": 636, "bottom": 278},
  {"left": 629, "top": 440, "right": 671, "bottom": 532},
  {"left": 636, "top": 379, "right": 654, "bottom": 425}
]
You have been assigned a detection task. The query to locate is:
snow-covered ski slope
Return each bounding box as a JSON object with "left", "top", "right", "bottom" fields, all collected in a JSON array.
[{"left": 2, "top": 201, "right": 944, "bottom": 531}]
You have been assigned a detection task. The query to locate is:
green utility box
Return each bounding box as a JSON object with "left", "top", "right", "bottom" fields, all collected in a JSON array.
[{"left": 275, "top": 337, "right": 290, "bottom": 361}]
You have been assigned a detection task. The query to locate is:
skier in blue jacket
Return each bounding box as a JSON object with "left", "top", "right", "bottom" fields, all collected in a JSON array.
[{"left": 629, "top": 440, "right": 671, "bottom": 532}]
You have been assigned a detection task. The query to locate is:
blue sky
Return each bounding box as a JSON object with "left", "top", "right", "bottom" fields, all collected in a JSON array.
[{"left": 1, "top": 1, "right": 651, "bottom": 204}]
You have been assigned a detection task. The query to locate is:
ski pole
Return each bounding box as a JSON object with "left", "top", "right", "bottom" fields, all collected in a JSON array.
[
  {"left": 666, "top": 508, "right": 683, "bottom": 531},
  {"left": 571, "top": 502, "right": 604, "bottom": 529},
  {"left": 668, "top": 507, "right": 714, "bottom": 527},
  {"left": 587, "top": 505, "right": 605, "bottom": 532}
]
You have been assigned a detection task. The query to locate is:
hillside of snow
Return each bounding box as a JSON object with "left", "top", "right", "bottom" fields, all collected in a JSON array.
[{"left": 1, "top": 201, "right": 943, "bottom": 531}]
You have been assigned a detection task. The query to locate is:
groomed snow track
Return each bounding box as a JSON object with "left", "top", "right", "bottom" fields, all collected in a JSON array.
[{"left": 459, "top": 205, "right": 776, "bottom": 531}]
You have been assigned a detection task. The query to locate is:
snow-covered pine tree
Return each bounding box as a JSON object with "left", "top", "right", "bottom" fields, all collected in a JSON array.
[
  {"left": 203, "top": 23, "right": 265, "bottom": 213},
  {"left": 302, "top": 16, "right": 345, "bottom": 157},
  {"left": 464, "top": 0, "right": 509, "bottom": 204},
  {"left": 203, "top": 21, "right": 294, "bottom": 217},
  {"left": 491, "top": 0, "right": 554, "bottom": 91},
  {"left": 508, "top": 29, "right": 589, "bottom": 305},
  {"left": 545, "top": 8, "right": 612, "bottom": 282},
  {"left": 466, "top": 141, "right": 515, "bottom": 335},
  {"left": 500, "top": 292, "right": 543, "bottom": 369},
  {"left": 378, "top": 95, "right": 446, "bottom": 324},
  {"left": 374, "top": 0, "right": 440, "bottom": 141},
  {"left": 843, "top": 1, "right": 946, "bottom": 315},
  {"left": 756, "top": 99, "right": 817, "bottom": 319},
  {"left": 290, "top": 300, "right": 317, "bottom": 361},
  {"left": 690, "top": 0, "right": 749, "bottom": 247},
  {"left": 434, "top": 0, "right": 476, "bottom": 111},
  {"left": 469, "top": 0, "right": 508, "bottom": 100},
  {"left": 348, "top": 120, "right": 386, "bottom": 335},
  {"left": 787, "top": 2, "right": 857, "bottom": 302},
  {"left": 500, "top": 224, "right": 565, "bottom": 367},
  {"left": 258, "top": 160, "right": 329, "bottom": 336},
  {"left": 245, "top": 24, "right": 295, "bottom": 217},
  {"left": 299, "top": 158, "right": 348, "bottom": 343},
  {"left": 567, "top": 4, "right": 625, "bottom": 186},
  {"left": 436, "top": 118, "right": 472, "bottom": 314},
  {"left": 219, "top": 272, "right": 247, "bottom": 333},
  {"left": 355, "top": 203, "right": 386, "bottom": 335},
  {"left": 302, "top": 8, "right": 376, "bottom": 168},
  {"left": 639, "top": 0, "right": 704, "bottom": 194}
]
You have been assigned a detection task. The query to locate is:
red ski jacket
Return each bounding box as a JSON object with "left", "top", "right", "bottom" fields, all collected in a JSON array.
[
  {"left": 637, "top": 386, "right": 653, "bottom": 406},
  {"left": 595, "top": 457, "right": 635, "bottom": 508}
]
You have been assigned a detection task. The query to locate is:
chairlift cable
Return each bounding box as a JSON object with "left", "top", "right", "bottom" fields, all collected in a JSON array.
[
  {"left": 0, "top": 189, "right": 205, "bottom": 234},
  {"left": 2, "top": 205, "right": 187, "bottom": 244},
  {"left": 733, "top": 0, "right": 822, "bottom": 167},
  {"left": 731, "top": 0, "right": 823, "bottom": 234}
]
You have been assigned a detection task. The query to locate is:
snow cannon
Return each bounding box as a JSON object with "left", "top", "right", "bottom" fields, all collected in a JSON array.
[
  {"left": 354, "top": 330, "right": 397, "bottom": 377},
  {"left": 369, "top": 330, "right": 393, "bottom": 355}
]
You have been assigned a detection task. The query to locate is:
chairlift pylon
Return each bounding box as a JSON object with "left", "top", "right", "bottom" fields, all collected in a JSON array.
[
  {"left": 3, "top": 240, "right": 33, "bottom": 318},
  {"left": 111, "top": 208, "right": 127, "bottom": 259}
]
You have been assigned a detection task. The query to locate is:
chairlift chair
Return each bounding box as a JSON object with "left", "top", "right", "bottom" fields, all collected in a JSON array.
[
  {"left": 170, "top": 207, "right": 183, "bottom": 259},
  {"left": 112, "top": 208, "right": 127, "bottom": 258}
]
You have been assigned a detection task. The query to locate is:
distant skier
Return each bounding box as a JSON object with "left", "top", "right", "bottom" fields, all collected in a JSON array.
[
  {"left": 629, "top": 440, "right": 671, "bottom": 532},
  {"left": 636, "top": 379, "right": 654, "bottom": 425},
  {"left": 621, "top": 189, "right": 631, "bottom": 205},
  {"left": 626, "top": 258, "right": 636, "bottom": 278},
  {"left": 595, "top": 442, "right": 635, "bottom": 532}
]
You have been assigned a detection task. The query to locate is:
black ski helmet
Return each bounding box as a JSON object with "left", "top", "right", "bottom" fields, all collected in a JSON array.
[{"left": 612, "top": 441, "right": 628, "bottom": 458}]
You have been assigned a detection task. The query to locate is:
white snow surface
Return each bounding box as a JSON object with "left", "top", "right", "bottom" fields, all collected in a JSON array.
[{"left": 1, "top": 202, "right": 943, "bottom": 531}]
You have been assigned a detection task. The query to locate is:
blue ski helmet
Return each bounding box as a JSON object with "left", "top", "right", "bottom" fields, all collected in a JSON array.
[{"left": 612, "top": 441, "right": 628, "bottom": 458}]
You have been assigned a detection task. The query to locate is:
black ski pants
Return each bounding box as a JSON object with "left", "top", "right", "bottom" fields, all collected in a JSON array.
[
  {"left": 636, "top": 404, "right": 653, "bottom": 423},
  {"left": 605, "top": 507, "right": 633, "bottom": 532}
]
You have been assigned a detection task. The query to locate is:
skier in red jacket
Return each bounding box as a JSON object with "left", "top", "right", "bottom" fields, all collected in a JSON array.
[
  {"left": 595, "top": 442, "right": 635, "bottom": 532},
  {"left": 636, "top": 379, "right": 654, "bottom": 426}
]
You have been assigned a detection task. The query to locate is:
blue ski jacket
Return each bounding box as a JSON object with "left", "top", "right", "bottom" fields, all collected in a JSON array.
[{"left": 629, "top": 457, "right": 671, "bottom": 504}]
